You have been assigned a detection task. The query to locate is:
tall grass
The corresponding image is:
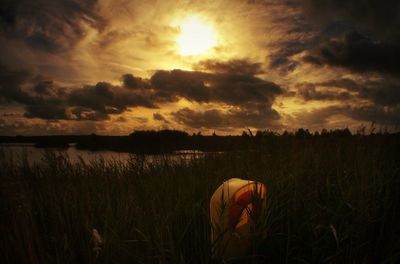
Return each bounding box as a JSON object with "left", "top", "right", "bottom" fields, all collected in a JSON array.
[{"left": 1, "top": 135, "right": 400, "bottom": 263}]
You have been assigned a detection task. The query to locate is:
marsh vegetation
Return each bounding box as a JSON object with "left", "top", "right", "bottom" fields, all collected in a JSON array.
[{"left": 1, "top": 133, "right": 400, "bottom": 263}]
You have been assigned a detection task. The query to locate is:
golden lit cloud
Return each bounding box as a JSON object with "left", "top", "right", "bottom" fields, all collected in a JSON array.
[{"left": 1, "top": 0, "right": 399, "bottom": 135}]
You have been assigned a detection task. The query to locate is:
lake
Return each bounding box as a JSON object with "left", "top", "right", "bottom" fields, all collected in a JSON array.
[{"left": 0, "top": 143, "right": 205, "bottom": 165}]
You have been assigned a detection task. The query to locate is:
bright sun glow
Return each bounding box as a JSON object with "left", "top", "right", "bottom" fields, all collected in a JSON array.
[{"left": 177, "top": 16, "right": 217, "bottom": 56}]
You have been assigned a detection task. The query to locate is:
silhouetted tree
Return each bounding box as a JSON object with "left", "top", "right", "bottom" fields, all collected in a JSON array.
[{"left": 295, "top": 128, "right": 311, "bottom": 138}]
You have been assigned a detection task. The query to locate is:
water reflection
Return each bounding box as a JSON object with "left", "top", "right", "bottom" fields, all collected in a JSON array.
[{"left": 0, "top": 144, "right": 206, "bottom": 165}]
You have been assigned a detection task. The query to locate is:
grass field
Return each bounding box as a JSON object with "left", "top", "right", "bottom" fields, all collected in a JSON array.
[{"left": 1, "top": 135, "right": 400, "bottom": 263}]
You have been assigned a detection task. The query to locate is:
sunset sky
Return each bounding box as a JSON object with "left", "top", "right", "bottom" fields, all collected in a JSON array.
[{"left": 1, "top": 0, "right": 399, "bottom": 135}]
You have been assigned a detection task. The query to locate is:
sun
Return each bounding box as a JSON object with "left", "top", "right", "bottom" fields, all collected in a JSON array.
[{"left": 177, "top": 16, "right": 217, "bottom": 56}]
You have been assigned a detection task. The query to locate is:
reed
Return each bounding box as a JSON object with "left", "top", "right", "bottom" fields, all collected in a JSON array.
[{"left": 1, "top": 135, "right": 399, "bottom": 263}]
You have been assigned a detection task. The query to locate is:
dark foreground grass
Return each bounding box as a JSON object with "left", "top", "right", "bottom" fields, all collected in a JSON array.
[{"left": 1, "top": 135, "right": 400, "bottom": 263}]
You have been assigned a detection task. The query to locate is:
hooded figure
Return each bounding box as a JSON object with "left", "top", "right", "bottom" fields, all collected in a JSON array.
[{"left": 210, "top": 178, "right": 266, "bottom": 260}]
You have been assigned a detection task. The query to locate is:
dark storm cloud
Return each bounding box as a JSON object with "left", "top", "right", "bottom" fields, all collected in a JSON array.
[
  {"left": 153, "top": 112, "right": 170, "bottom": 124},
  {"left": 347, "top": 106, "right": 400, "bottom": 126},
  {"left": 259, "top": 0, "right": 400, "bottom": 76},
  {"left": 68, "top": 82, "right": 156, "bottom": 121},
  {"left": 0, "top": 65, "right": 36, "bottom": 104},
  {"left": 195, "top": 59, "right": 264, "bottom": 75},
  {"left": 150, "top": 70, "right": 210, "bottom": 103},
  {"left": 293, "top": 106, "right": 342, "bottom": 127},
  {"left": 319, "top": 78, "right": 400, "bottom": 107},
  {"left": 24, "top": 100, "right": 68, "bottom": 120},
  {"left": 1, "top": 59, "right": 283, "bottom": 124},
  {"left": 297, "top": 83, "right": 352, "bottom": 101},
  {"left": 172, "top": 108, "right": 226, "bottom": 128},
  {"left": 210, "top": 73, "right": 282, "bottom": 106},
  {"left": 269, "top": 40, "right": 309, "bottom": 72},
  {"left": 150, "top": 68, "right": 282, "bottom": 107},
  {"left": 297, "top": 78, "right": 400, "bottom": 107},
  {"left": 172, "top": 106, "right": 281, "bottom": 129},
  {"left": 121, "top": 74, "right": 149, "bottom": 90},
  {"left": 300, "top": 0, "right": 400, "bottom": 40},
  {"left": 0, "top": 0, "right": 105, "bottom": 52},
  {"left": 33, "top": 80, "right": 54, "bottom": 95},
  {"left": 297, "top": 105, "right": 400, "bottom": 127},
  {"left": 150, "top": 64, "right": 284, "bottom": 129},
  {"left": 296, "top": 0, "right": 400, "bottom": 76},
  {"left": 303, "top": 31, "right": 400, "bottom": 75},
  {"left": 0, "top": 65, "right": 71, "bottom": 119},
  {"left": 0, "top": 64, "right": 156, "bottom": 121},
  {"left": 266, "top": 11, "right": 318, "bottom": 73},
  {"left": 288, "top": 0, "right": 400, "bottom": 126}
]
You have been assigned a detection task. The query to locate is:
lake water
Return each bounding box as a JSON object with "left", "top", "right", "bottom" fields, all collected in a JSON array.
[{"left": 0, "top": 143, "right": 205, "bottom": 165}]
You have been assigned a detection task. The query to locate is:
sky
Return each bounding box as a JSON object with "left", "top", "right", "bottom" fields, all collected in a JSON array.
[{"left": 0, "top": 0, "right": 400, "bottom": 135}]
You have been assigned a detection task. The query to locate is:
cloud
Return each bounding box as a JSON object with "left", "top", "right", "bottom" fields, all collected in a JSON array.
[
  {"left": 121, "top": 74, "right": 149, "bottom": 90},
  {"left": 24, "top": 101, "right": 68, "bottom": 120},
  {"left": 265, "top": 9, "right": 319, "bottom": 73},
  {"left": 269, "top": 39, "right": 312, "bottom": 72},
  {"left": 300, "top": 0, "right": 400, "bottom": 40},
  {"left": 0, "top": 65, "right": 156, "bottom": 121},
  {"left": 347, "top": 105, "right": 400, "bottom": 126},
  {"left": 0, "top": 65, "right": 36, "bottom": 104},
  {"left": 153, "top": 112, "right": 170, "bottom": 124},
  {"left": 209, "top": 73, "right": 282, "bottom": 106},
  {"left": 321, "top": 78, "right": 400, "bottom": 107},
  {"left": 0, "top": 0, "right": 106, "bottom": 52},
  {"left": 0, "top": 65, "right": 69, "bottom": 120},
  {"left": 150, "top": 70, "right": 210, "bottom": 103},
  {"left": 295, "top": 105, "right": 400, "bottom": 128},
  {"left": 1, "top": 59, "right": 283, "bottom": 125},
  {"left": 150, "top": 68, "right": 282, "bottom": 107},
  {"left": 0, "top": 65, "right": 70, "bottom": 120},
  {"left": 68, "top": 82, "right": 156, "bottom": 120},
  {"left": 293, "top": 105, "right": 345, "bottom": 127},
  {"left": 297, "top": 78, "right": 400, "bottom": 107},
  {"left": 172, "top": 108, "right": 227, "bottom": 128},
  {"left": 33, "top": 80, "right": 55, "bottom": 95},
  {"left": 172, "top": 106, "right": 281, "bottom": 129},
  {"left": 303, "top": 31, "right": 400, "bottom": 75},
  {"left": 297, "top": 82, "right": 352, "bottom": 101},
  {"left": 194, "top": 59, "right": 264, "bottom": 75},
  {"left": 1, "top": 0, "right": 400, "bottom": 134},
  {"left": 150, "top": 67, "right": 283, "bottom": 129}
]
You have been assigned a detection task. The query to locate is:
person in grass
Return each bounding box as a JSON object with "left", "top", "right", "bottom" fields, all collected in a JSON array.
[{"left": 210, "top": 178, "right": 266, "bottom": 260}]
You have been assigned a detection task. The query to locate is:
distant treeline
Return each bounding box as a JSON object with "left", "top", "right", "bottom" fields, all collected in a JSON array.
[{"left": 0, "top": 128, "right": 398, "bottom": 154}]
